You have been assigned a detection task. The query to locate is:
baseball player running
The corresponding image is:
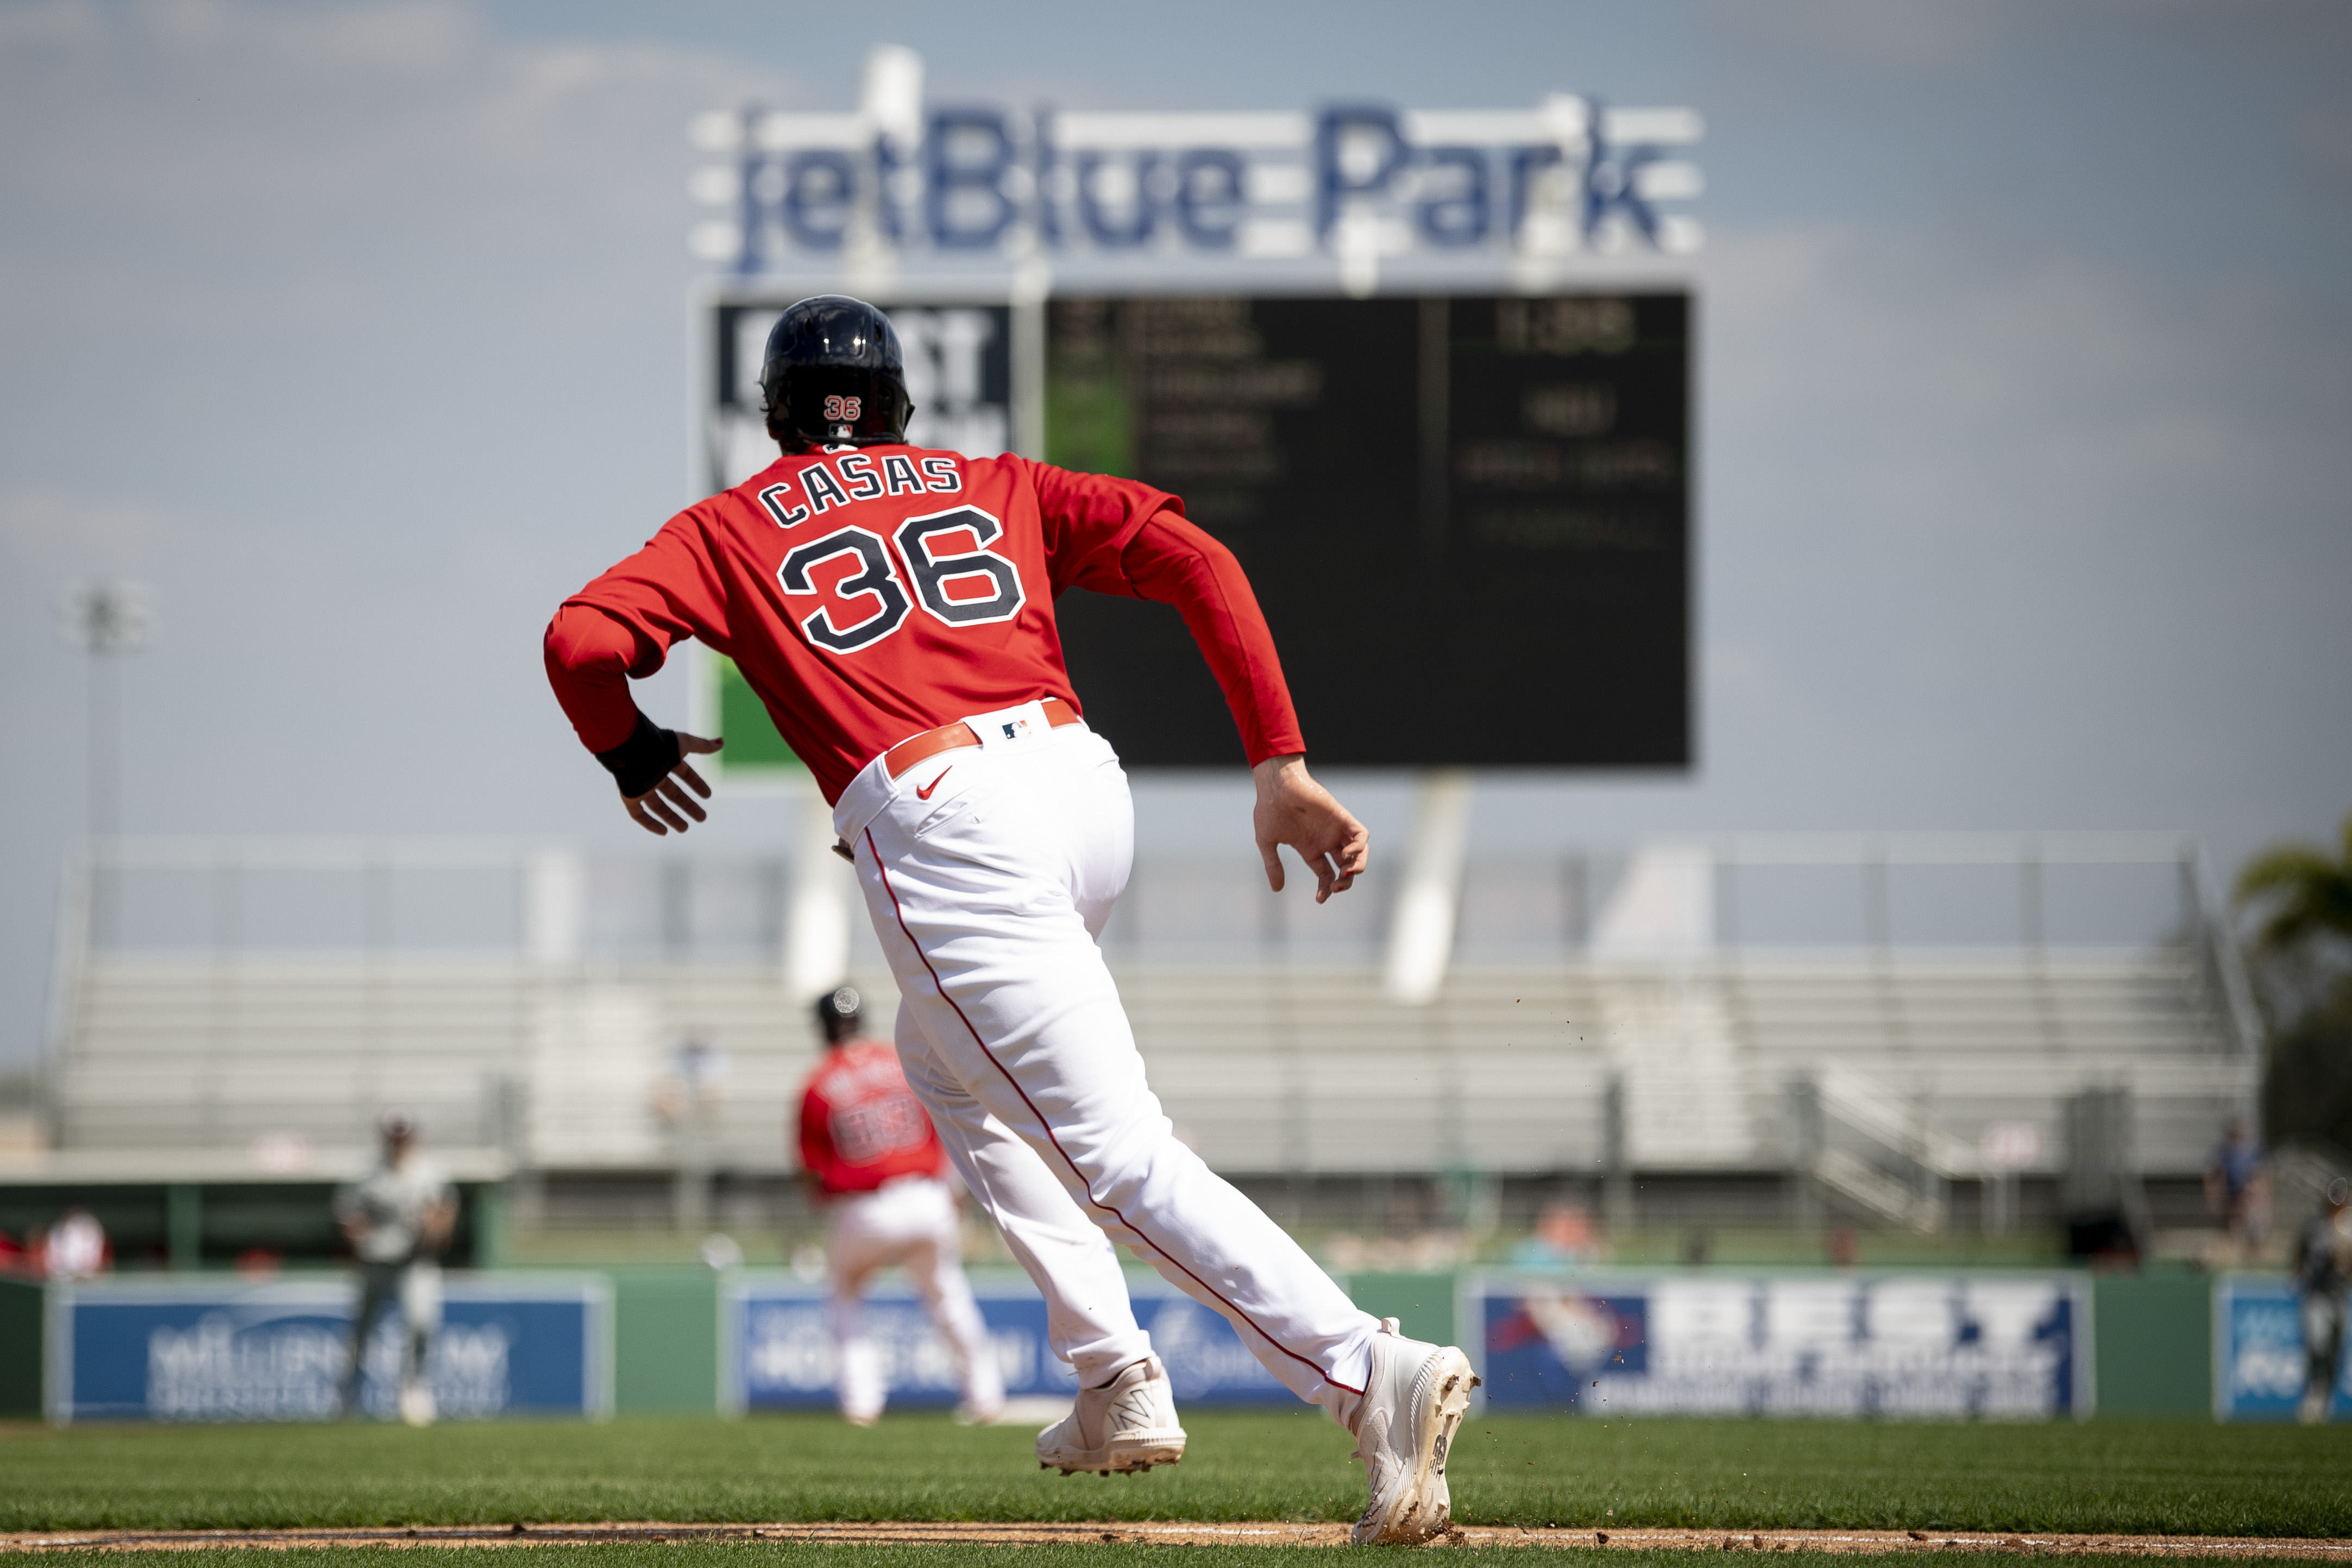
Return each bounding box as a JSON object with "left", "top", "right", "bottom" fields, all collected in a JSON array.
[
  {"left": 800, "top": 983, "right": 1006, "bottom": 1426},
  {"left": 2298, "top": 1177, "right": 2352, "bottom": 1422},
  {"left": 545, "top": 295, "right": 1475, "bottom": 1542},
  {"left": 334, "top": 1113, "right": 457, "bottom": 1426}
]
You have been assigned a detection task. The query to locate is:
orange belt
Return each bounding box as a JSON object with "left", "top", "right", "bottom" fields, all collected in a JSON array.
[{"left": 884, "top": 697, "right": 1080, "bottom": 780}]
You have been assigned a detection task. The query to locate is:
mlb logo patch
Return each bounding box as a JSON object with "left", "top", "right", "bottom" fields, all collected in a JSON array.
[{"left": 970, "top": 702, "right": 1047, "bottom": 752}]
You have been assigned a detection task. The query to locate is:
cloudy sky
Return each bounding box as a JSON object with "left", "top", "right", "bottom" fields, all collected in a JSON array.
[{"left": 2, "top": 0, "right": 2347, "bottom": 1069}]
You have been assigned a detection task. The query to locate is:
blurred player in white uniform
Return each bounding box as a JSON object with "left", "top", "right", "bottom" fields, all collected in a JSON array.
[
  {"left": 335, "top": 1113, "right": 457, "bottom": 1426},
  {"left": 2300, "top": 1177, "right": 2352, "bottom": 1422},
  {"left": 800, "top": 985, "right": 1004, "bottom": 1426}
]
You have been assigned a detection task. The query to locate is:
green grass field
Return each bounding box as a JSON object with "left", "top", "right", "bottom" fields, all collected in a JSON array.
[{"left": 3, "top": 1413, "right": 2346, "bottom": 1540}]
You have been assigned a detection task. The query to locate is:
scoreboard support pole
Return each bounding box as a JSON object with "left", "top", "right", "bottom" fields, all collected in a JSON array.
[
  {"left": 1382, "top": 770, "right": 1474, "bottom": 1006},
  {"left": 782, "top": 786, "right": 856, "bottom": 1006},
  {"left": 681, "top": 645, "right": 857, "bottom": 1006}
]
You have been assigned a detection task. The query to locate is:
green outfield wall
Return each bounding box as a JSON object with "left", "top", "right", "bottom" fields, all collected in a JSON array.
[
  {"left": 1347, "top": 1271, "right": 1457, "bottom": 1350},
  {"left": 0, "top": 1276, "right": 40, "bottom": 1417},
  {"left": 2092, "top": 1269, "right": 2212, "bottom": 1415},
  {"left": 610, "top": 1267, "right": 722, "bottom": 1414}
]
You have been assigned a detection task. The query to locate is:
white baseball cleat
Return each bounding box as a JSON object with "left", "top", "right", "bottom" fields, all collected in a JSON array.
[
  {"left": 1035, "top": 1355, "right": 1186, "bottom": 1475},
  {"left": 1348, "top": 1317, "right": 1479, "bottom": 1545}
]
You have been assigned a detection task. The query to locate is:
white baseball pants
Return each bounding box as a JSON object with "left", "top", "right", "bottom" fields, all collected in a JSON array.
[
  {"left": 345, "top": 1259, "right": 440, "bottom": 1408},
  {"left": 835, "top": 703, "right": 1378, "bottom": 1413},
  {"left": 826, "top": 1173, "right": 1002, "bottom": 1421}
]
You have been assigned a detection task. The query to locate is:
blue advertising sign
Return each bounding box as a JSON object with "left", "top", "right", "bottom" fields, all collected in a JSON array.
[
  {"left": 2215, "top": 1275, "right": 2346, "bottom": 1420},
  {"left": 724, "top": 1269, "right": 1289, "bottom": 1412},
  {"left": 45, "top": 1275, "right": 611, "bottom": 1425},
  {"left": 1464, "top": 1270, "right": 2090, "bottom": 1418}
]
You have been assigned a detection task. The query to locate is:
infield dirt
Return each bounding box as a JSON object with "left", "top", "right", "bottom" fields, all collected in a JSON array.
[{"left": 4, "top": 1525, "right": 2349, "bottom": 1557}]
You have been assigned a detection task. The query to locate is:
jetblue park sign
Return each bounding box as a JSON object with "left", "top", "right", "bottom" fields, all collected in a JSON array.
[{"left": 688, "top": 51, "right": 1702, "bottom": 283}]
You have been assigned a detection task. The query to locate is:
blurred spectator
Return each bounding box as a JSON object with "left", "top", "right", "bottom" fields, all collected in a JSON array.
[
  {"left": 2205, "top": 1116, "right": 2271, "bottom": 1260},
  {"left": 2297, "top": 1177, "right": 2352, "bottom": 1424},
  {"left": 1511, "top": 1202, "right": 1601, "bottom": 1266},
  {"left": 335, "top": 1113, "right": 457, "bottom": 1427},
  {"left": 1682, "top": 1230, "right": 1713, "bottom": 1267},
  {"left": 0, "top": 1229, "right": 26, "bottom": 1276},
  {"left": 653, "top": 1035, "right": 730, "bottom": 1128},
  {"left": 42, "top": 1206, "right": 110, "bottom": 1280}
]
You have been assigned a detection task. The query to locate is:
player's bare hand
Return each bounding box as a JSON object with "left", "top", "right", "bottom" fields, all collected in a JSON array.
[
  {"left": 1252, "top": 754, "right": 1369, "bottom": 903},
  {"left": 625, "top": 733, "right": 722, "bottom": 836}
]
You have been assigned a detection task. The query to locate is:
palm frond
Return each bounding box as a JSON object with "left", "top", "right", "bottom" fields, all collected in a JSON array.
[
  {"left": 2235, "top": 820, "right": 2352, "bottom": 957},
  {"left": 2235, "top": 847, "right": 2338, "bottom": 902}
]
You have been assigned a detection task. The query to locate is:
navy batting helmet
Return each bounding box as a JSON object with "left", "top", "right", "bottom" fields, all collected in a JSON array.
[{"left": 760, "top": 295, "right": 913, "bottom": 450}]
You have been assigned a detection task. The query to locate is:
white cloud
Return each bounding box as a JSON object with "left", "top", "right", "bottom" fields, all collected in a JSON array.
[{"left": 0, "top": 0, "right": 792, "bottom": 232}]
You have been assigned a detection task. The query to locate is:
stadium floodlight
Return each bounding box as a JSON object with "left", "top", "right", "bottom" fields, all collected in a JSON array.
[
  {"left": 58, "top": 578, "right": 151, "bottom": 657},
  {"left": 58, "top": 578, "right": 153, "bottom": 842}
]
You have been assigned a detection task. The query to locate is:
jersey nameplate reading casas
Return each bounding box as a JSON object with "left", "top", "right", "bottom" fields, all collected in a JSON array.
[{"left": 757, "top": 452, "right": 1027, "bottom": 654}]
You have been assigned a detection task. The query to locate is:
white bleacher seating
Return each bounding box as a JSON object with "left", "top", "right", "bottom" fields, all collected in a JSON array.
[{"left": 39, "top": 834, "right": 2258, "bottom": 1204}]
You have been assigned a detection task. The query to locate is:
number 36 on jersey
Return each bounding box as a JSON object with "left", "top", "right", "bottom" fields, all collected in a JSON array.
[{"left": 756, "top": 460, "right": 1026, "bottom": 656}]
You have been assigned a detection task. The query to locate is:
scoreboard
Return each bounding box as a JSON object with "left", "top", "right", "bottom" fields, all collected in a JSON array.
[
  {"left": 1047, "top": 293, "right": 1688, "bottom": 769},
  {"left": 700, "top": 290, "right": 1690, "bottom": 773}
]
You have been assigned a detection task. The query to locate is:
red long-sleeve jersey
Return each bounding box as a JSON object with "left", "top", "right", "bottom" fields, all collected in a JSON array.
[
  {"left": 544, "top": 444, "right": 1305, "bottom": 803},
  {"left": 798, "top": 1040, "right": 947, "bottom": 1195}
]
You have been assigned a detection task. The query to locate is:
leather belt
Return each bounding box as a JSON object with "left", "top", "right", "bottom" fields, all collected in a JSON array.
[{"left": 885, "top": 697, "right": 1079, "bottom": 780}]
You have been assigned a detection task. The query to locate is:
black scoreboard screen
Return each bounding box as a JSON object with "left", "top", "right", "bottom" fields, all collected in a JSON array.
[{"left": 1045, "top": 293, "right": 1690, "bottom": 769}]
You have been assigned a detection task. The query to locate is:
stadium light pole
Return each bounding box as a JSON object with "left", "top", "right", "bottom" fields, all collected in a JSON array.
[{"left": 59, "top": 580, "right": 152, "bottom": 843}]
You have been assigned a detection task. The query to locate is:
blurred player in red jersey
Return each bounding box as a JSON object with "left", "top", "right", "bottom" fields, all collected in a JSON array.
[
  {"left": 546, "top": 296, "right": 1475, "bottom": 1541},
  {"left": 800, "top": 983, "right": 1004, "bottom": 1426}
]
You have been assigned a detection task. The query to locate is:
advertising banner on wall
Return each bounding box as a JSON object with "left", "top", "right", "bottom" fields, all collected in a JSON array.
[
  {"left": 2214, "top": 1274, "right": 2346, "bottom": 1421},
  {"left": 722, "top": 1270, "right": 1290, "bottom": 1412},
  {"left": 45, "top": 1275, "right": 612, "bottom": 1425},
  {"left": 1463, "top": 1270, "right": 2091, "bottom": 1418}
]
